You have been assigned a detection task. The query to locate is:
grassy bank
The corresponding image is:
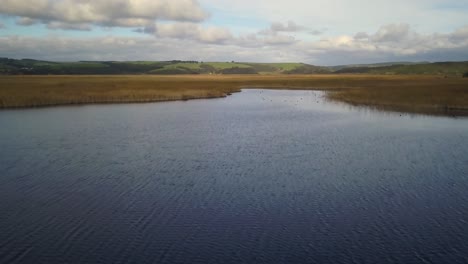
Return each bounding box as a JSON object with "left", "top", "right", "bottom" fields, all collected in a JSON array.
[
  {"left": 334, "top": 61, "right": 468, "bottom": 76},
  {"left": 1, "top": 75, "right": 467, "bottom": 116},
  {"left": 326, "top": 75, "right": 468, "bottom": 116}
]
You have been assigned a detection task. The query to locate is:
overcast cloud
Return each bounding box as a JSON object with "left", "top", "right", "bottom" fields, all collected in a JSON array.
[
  {"left": 0, "top": 0, "right": 207, "bottom": 27},
  {"left": 0, "top": 0, "right": 467, "bottom": 65}
]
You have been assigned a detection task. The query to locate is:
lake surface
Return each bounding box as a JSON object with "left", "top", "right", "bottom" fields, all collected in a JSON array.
[{"left": 1, "top": 89, "right": 468, "bottom": 264}]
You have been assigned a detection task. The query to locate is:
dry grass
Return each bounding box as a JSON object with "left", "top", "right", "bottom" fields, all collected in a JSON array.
[
  {"left": 325, "top": 75, "right": 468, "bottom": 116},
  {"left": 1, "top": 75, "right": 467, "bottom": 116}
]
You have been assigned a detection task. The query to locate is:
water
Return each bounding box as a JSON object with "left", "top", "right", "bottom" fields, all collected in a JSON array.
[{"left": 1, "top": 89, "right": 468, "bottom": 264}]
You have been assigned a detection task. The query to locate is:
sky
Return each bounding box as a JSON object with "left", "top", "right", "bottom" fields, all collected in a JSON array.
[{"left": 0, "top": 0, "right": 467, "bottom": 65}]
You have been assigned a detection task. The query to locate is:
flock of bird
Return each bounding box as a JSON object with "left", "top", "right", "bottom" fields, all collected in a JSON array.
[{"left": 257, "top": 90, "right": 322, "bottom": 106}]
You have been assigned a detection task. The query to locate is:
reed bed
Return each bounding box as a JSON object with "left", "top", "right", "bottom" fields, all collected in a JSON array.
[{"left": 1, "top": 75, "right": 467, "bottom": 116}]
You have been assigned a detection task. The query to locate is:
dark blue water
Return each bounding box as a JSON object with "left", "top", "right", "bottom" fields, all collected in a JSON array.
[{"left": 1, "top": 89, "right": 468, "bottom": 264}]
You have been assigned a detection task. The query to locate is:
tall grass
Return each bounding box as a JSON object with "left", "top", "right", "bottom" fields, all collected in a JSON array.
[{"left": 1, "top": 75, "right": 467, "bottom": 116}]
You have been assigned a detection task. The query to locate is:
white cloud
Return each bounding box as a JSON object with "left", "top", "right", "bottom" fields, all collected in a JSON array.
[
  {"left": 309, "top": 30, "right": 323, "bottom": 36},
  {"left": 103, "top": 18, "right": 155, "bottom": 28},
  {"left": 154, "top": 23, "right": 233, "bottom": 44},
  {"left": 0, "top": 0, "right": 208, "bottom": 29},
  {"left": 16, "top": 17, "right": 38, "bottom": 26},
  {"left": 47, "top": 22, "right": 92, "bottom": 31},
  {"left": 0, "top": 35, "right": 304, "bottom": 62},
  {"left": 303, "top": 24, "right": 468, "bottom": 64},
  {"left": 254, "top": 21, "right": 304, "bottom": 46},
  {"left": 354, "top": 32, "right": 369, "bottom": 40},
  {"left": 372, "top": 23, "right": 411, "bottom": 42},
  {"left": 135, "top": 22, "right": 233, "bottom": 44},
  {"left": 135, "top": 22, "right": 299, "bottom": 46},
  {"left": 262, "top": 34, "right": 297, "bottom": 46},
  {"left": 451, "top": 26, "right": 468, "bottom": 42},
  {"left": 270, "top": 21, "right": 304, "bottom": 32},
  {"left": 259, "top": 21, "right": 311, "bottom": 35}
]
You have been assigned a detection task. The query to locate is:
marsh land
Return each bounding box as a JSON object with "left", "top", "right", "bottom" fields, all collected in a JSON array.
[{"left": 1, "top": 74, "right": 467, "bottom": 116}]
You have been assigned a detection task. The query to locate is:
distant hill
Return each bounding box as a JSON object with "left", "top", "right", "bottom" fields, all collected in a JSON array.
[
  {"left": 333, "top": 61, "right": 468, "bottom": 76},
  {"left": 0, "top": 58, "right": 330, "bottom": 75},
  {"left": 1, "top": 58, "right": 467, "bottom": 76},
  {"left": 329, "top": 61, "right": 429, "bottom": 71}
]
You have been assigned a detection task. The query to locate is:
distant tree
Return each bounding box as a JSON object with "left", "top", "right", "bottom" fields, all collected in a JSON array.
[{"left": 463, "top": 72, "right": 468, "bottom": 78}]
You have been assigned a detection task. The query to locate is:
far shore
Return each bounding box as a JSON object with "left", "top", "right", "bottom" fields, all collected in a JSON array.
[{"left": 1, "top": 74, "right": 467, "bottom": 116}]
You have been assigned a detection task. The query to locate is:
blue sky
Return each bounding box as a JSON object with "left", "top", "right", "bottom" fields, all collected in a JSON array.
[{"left": 0, "top": 0, "right": 467, "bottom": 65}]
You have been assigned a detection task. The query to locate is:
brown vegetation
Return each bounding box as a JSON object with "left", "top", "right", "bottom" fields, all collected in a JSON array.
[
  {"left": 1, "top": 75, "right": 467, "bottom": 116},
  {"left": 326, "top": 75, "right": 468, "bottom": 116}
]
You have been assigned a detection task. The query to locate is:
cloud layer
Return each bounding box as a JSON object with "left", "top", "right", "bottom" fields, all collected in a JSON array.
[
  {"left": 1, "top": 0, "right": 208, "bottom": 29},
  {"left": 304, "top": 24, "right": 468, "bottom": 64},
  {"left": 0, "top": 0, "right": 467, "bottom": 64},
  {"left": 1, "top": 24, "right": 467, "bottom": 65}
]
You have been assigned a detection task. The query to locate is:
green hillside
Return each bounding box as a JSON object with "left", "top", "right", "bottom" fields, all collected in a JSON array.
[
  {"left": 329, "top": 61, "right": 429, "bottom": 71},
  {"left": 2, "top": 58, "right": 466, "bottom": 76},
  {"left": 334, "top": 61, "right": 468, "bottom": 76},
  {"left": 0, "top": 58, "right": 330, "bottom": 75}
]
